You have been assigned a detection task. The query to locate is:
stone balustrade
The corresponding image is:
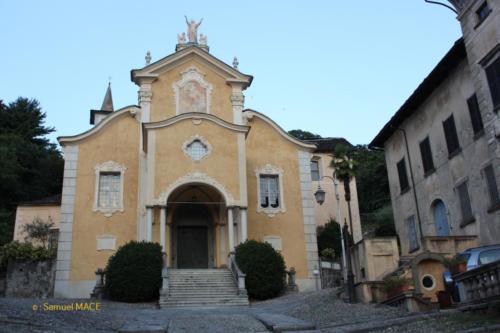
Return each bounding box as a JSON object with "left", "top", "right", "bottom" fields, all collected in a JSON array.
[{"left": 455, "top": 260, "right": 500, "bottom": 304}]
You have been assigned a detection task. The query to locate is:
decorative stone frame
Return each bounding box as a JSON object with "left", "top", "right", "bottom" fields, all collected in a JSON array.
[
  {"left": 255, "top": 164, "right": 286, "bottom": 217},
  {"left": 263, "top": 235, "right": 282, "bottom": 251},
  {"left": 173, "top": 66, "right": 213, "bottom": 115},
  {"left": 182, "top": 134, "right": 213, "bottom": 162},
  {"left": 93, "top": 161, "right": 126, "bottom": 217}
]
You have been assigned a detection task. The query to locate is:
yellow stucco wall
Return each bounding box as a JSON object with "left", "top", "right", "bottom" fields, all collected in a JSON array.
[
  {"left": 245, "top": 116, "right": 310, "bottom": 279},
  {"left": 70, "top": 115, "right": 140, "bottom": 281},
  {"left": 152, "top": 119, "right": 241, "bottom": 202},
  {"left": 150, "top": 59, "right": 234, "bottom": 123}
]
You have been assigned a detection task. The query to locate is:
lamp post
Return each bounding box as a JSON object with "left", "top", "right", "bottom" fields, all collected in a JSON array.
[{"left": 314, "top": 174, "right": 347, "bottom": 283}]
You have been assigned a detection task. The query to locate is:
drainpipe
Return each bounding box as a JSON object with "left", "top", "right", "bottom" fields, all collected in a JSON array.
[{"left": 396, "top": 128, "right": 426, "bottom": 251}]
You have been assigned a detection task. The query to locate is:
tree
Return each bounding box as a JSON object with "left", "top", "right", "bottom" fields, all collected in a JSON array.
[
  {"left": 0, "top": 98, "right": 63, "bottom": 245},
  {"left": 22, "top": 217, "right": 54, "bottom": 248},
  {"left": 288, "top": 129, "right": 322, "bottom": 140},
  {"left": 316, "top": 219, "right": 352, "bottom": 259}
]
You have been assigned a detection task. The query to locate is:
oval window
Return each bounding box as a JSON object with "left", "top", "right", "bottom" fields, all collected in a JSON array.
[{"left": 421, "top": 275, "right": 435, "bottom": 290}]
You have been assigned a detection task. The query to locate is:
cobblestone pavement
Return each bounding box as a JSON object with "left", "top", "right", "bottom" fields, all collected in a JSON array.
[{"left": 0, "top": 289, "right": 499, "bottom": 332}]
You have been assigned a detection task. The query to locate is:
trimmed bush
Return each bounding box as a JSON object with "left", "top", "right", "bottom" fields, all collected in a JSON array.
[
  {"left": 105, "top": 241, "right": 162, "bottom": 302},
  {"left": 235, "top": 240, "right": 286, "bottom": 300}
]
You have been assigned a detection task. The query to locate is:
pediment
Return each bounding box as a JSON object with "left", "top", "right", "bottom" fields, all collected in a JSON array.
[{"left": 131, "top": 46, "right": 252, "bottom": 89}]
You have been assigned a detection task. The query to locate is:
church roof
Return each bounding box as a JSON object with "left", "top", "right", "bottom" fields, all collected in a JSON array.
[
  {"left": 101, "top": 83, "right": 114, "bottom": 111},
  {"left": 18, "top": 194, "right": 62, "bottom": 207},
  {"left": 131, "top": 45, "right": 253, "bottom": 88}
]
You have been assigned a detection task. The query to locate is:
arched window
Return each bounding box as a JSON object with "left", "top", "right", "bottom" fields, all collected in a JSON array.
[{"left": 432, "top": 199, "right": 449, "bottom": 236}]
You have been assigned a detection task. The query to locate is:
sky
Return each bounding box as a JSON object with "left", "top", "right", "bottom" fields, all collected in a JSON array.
[{"left": 0, "top": 1, "right": 462, "bottom": 145}]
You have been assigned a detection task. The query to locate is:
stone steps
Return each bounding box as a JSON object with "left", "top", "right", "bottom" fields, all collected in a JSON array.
[{"left": 159, "top": 268, "right": 249, "bottom": 308}]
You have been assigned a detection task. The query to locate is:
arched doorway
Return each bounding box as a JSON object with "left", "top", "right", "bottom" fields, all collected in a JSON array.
[
  {"left": 432, "top": 199, "right": 449, "bottom": 236},
  {"left": 168, "top": 184, "right": 224, "bottom": 269}
]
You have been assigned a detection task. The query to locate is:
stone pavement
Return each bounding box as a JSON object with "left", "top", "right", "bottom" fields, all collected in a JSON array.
[{"left": 0, "top": 289, "right": 499, "bottom": 333}]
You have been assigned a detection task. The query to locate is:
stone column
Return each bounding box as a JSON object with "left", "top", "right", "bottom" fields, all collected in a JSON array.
[
  {"left": 240, "top": 208, "right": 248, "bottom": 243},
  {"left": 227, "top": 207, "right": 235, "bottom": 252},
  {"left": 146, "top": 207, "right": 153, "bottom": 242},
  {"left": 160, "top": 207, "right": 166, "bottom": 252}
]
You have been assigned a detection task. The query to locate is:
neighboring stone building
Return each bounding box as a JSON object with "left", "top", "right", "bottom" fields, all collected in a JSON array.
[
  {"left": 370, "top": 0, "right": 500, "bottom": 302},
  {"left": 50, "top": 24, "right": 360, "bottom": 300},
  {"left": 13, "top": 195, "right": 61, "bottom": 248},
  {"left": 306, "top": 138, "right": 363, "bottom": 243}
]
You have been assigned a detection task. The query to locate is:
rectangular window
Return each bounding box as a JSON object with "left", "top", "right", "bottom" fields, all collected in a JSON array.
[
  {"left": 419, "top": 137, "right": 435, "bottom": 175},
  {"left": 259, "top": 175, "right": 280, "bottom": 208},
  {"left": 397, "top": 158, "right": 410, "bottom": 193},
  {"left": 486, "top": 56, "right": 500, "bottom": 109},
  {"left": 476, "top": 1, "right": 491, "bottom": 23},
  {"left": 484, "top": 164, "right": 500, "bottom": 209},
  {"left": 98, "top": 172, "right": 121, "bottom": 208},
  {"left": 443, "top": 115, "right": 461, "bottom": 157},
  {"left": 310, "top": 160, "right": 320, "bottom": 181},
  {"left": 467, "top": 94, "right": 484, "bottom": 136},
  {"left": 406, "top": 215, "right": 419, "bottom": 252},
  {"left": 456, "top": 181, "right": 474, "bottom": 224}
]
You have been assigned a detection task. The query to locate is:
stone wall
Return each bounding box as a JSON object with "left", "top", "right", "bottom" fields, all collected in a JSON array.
[{"left": 5, "top": 259, "right": 56, "bottom": 298}]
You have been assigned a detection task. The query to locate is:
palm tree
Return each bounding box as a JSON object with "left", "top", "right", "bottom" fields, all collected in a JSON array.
[{"left": 330, "top": 144, "right": 358, "bottom": 234}]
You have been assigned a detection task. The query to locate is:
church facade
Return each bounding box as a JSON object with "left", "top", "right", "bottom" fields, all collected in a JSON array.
[{"left": 53, "top": 26, "right": 359, "bottom": 298}]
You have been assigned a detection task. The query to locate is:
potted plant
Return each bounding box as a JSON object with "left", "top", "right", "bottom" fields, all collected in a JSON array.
[
  {"left": 383, "top": 276, "right": 413, "bottom": 299},
  {"left": 443, "top": 256, "right": 467, "bottom": 275}
]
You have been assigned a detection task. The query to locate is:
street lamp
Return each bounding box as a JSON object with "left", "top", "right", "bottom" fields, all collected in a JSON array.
[{"left": 314, "top": 175, "right": 347, "bottom": 283}]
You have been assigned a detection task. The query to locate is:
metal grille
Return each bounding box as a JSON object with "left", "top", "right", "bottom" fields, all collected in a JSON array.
[
  {"left": 186, "top": 140, "right": 208, "bottom": 161},
  {"left": 98, "top": 172, "right": 121, "bottom": 208},
  {"left": 259, "top": 175, "right": 280, "bottom": 208}
]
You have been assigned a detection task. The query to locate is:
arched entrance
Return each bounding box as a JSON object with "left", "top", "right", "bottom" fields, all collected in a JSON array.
[
  {"left": 432, "top": 199, "right": 449, "bottom": 236},
  {"left": 168, "top": 183, "right": 225, "bottom": 269}
]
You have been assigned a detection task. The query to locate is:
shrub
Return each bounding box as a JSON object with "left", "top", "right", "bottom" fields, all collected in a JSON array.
[
  {"left": 105, "top": 241, "right": 162, "bottom": 302},
  {"left": 0, "top": 241, "right": 56, "bottom": 277},
  {"left": 235, "top": 240, "right": 286, "bottom": 300},
  {"left": 320, "top": 248, "right": 336, "bottom": 261}
]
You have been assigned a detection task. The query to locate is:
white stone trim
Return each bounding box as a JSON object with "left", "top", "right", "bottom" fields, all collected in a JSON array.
[
  {"left": 173, "top": 66, "right": 213, "bottom": 115},
  {"left": 157, "top": 171, "right": 235, "bottom": 206},
  {"left": 58, "top": 106, "right": 139, "bottom": 144},
  {"left": 298, "top": 151, "right": 319, "bottom": 279},
  {"left": 143, "top": 112, "right": 249, "bottom": 134},
  {"left": 54, "top": 145, "right": 78, "bottom": 297},
  {"left": 263, "top": 235, "right": 282, "bottom": 251},
  {"left": 92, "top": 161, "right": 126, "bottom": 217},
  {"left": 244, "top": 110, "right": 316, "bottom": 150},
  {"left": 96, "top": 234, "right": 117, "bottom": 251},
  {"left": 182, "top": 134, "right": 213, "bottom": 162},
  {"left": 255, "top": 164, "right": 286, "bottom": 216},
  {"left": 131, "top": 46, "right": 252, "bottom": 89},
  {"left": 54, "top": 280, "right": 95, "bottom": 299}
]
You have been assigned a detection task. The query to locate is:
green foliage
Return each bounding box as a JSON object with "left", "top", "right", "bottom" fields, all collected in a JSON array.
[
  {"left": 349, "top": 145, "right": 391, "bottom": 213},
  {"left": 235, "top": 240, "right": 286, "bottom": 300},
  {"left": 0, "top": 241, "right": 56, "bottom": 273},
  {"left": 105, "top": 241, "right": 162, "bottom": 302},
  {"left": 320, "top": 248, "right": 336, "bottom": 261},
  {"left": 372, "top": 205, "right": 397, "bottom": 237},
  {"left": 22, "top": 216, "right": 54, "bottom": 248},
  {"left": 383, "top": 276, "right": 412, "bottom": 292},
  {"left": 330, "top": 144, "right": 358, "bottom": 180},
  {"left": 316, "top": 220, "right": 352, "bottom": 259},
  {"left": 442, "top": 255, "right": 467, "bottom": 268},
  {"left": 288, "top": 129, "right": 322, "bottom": 140},
  {"left": 0, "top": 98, "right": 63, "bottom": 246}
]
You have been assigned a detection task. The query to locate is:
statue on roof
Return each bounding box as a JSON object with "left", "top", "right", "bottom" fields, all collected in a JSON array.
[
  {"left": 177, "top": 32, "right": 186, "bottom": 44},
  {"left": 185, "top": 16, "right": 203, "bottom": 43}
]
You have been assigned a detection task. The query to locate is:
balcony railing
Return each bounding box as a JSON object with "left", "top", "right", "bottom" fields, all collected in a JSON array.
[
  {"left": 455, "top": 260, "right": 500, "bottom": 304},
  {"left": 422, "top": 235, "right": 478, "bottom": 256}
]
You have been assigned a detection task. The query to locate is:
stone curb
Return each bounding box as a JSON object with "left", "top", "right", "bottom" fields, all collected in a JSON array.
[
  {"left": 456, "top": 324, "right": 500, "bottom": 333},
  {"left": 321, "top": 311, "right": 447, "bottom": 333},
  {"left": 255, "top": 313, "right": 316, "bottom": 332},
  {"left": 117, "top": 324, "right": 168, "bottom": 333}
]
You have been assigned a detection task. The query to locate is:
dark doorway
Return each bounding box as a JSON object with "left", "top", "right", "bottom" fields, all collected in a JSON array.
[{"left": 177, "top": 226, "right": 209, "bottom": 268}]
